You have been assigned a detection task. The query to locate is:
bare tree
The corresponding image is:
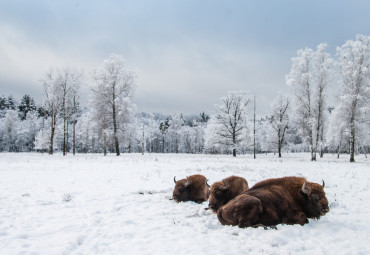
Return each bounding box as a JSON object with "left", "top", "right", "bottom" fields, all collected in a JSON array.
[
  {"left": 41, "top": 69, "right": 62, "bottom": 154},
  {"left": 269, "top": 93, "right": 290, "bottom": 158},
  {"left": 313, "top": 44, "right": 332, "bottom": 159},
  {"left": 214, "top": 91, "right": 251, "bottom": 157},
  {"left": 68, "top": 70, "right": 83, "bottom": 155}
]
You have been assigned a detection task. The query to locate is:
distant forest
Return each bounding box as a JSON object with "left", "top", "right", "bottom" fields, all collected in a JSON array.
[{"left": 1, "top": 36, "right": 369, "bottom": 162}]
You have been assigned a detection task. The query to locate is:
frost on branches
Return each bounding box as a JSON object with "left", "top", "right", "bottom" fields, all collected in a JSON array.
[
  {"left": 268, "top": 93, "right": 290, "bottom": 158},
  {"left": 90, "top": 54, "right": 137, "bottom": 156},
  {"left": 205, "top": 91, "right": 251, "bottom": 157},
  {"left": 335, "top": 35, "right": 370, "bottom": 162},
  {"left": 286, "top": 43, "right": 333, "bottom": 161}
]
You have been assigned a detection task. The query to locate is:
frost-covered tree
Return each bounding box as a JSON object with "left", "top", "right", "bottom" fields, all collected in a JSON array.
[
  {"left": 40, "top": 69, "right": 62, "bottom": 154},
  {"left": 68, "top": 80, "right": 81, "bottom": 155},
  {"left": 76, "top": 111, "right": 94, "bottom": 153},
  {"left": 204, "top": 116, "right": 227, "bottom": 154},
  {"left": 34, "top": 128, "right": 50, "bottom": 153},
  {"left": 208, "top": 91, "right": 251, "bottom": 157},
  {"left": 159, "top": 118, "right": 170, "bottom": 153},
  {"left": 327, "top": 108, "right": 349, "bottom": 158},
  {"left": 91, "top": 54, "right": 136, "bottom": 156},
  {"left": 146, "top": 114, "right": 159, "bottom": 153},
  {"left": 57, "top": 68, "right": 83, "bottom": 156},
  {"left": 286, "top": 43, "right": 332, "bottom": 161},
  {"left": 191, "top": 119, "right": 205, "bottom": 153},
  {"left": 168, "top": 114, "right": 184, "bottom": 153},
  {"left": 1, "top": 110, "right": 19, "bottom": 151},
  {"left": 313, "top": 44, "right": 332, "bottom": 158},
  {"left": 336, "top": 35, "right": 370, "bottom": 162},
  {"left": 16, "top": 111, "right": 41, "bottom": 151},
  {"left": 268, "top": 93, "right": 290, "bottom": 157}
]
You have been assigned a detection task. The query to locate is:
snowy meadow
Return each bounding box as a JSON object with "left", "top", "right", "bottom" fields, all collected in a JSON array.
[{"left": 0, "top": 153, "right": 369, "bottom": 255}]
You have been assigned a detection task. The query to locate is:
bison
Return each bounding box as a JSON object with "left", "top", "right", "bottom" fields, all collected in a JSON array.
[
  {"left": 217, "top": 176, "right": 329, "bottom": 228},
  {"left": 172, "top": 174, "right": 210, "bottom": 203},
  {"left": 208, "top": 175, "right": 249, "bottom": 212}
]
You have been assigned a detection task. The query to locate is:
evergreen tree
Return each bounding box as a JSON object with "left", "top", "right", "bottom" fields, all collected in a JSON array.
[
  {"left": 0, "top": 95, "right": 6, "bottom": 110},
  {"left": 18, "top": 95, "right": 37, "bottom": 120},
  {"left": 6, "top": 95, "right": 17, "bottom": 110}
]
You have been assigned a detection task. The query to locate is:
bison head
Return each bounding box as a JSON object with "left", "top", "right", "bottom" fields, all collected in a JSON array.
[
  {"left": 208, "top": 180, "right": 230, "bottom": 212},
  {"left": 301, "top": 180, "right": 330, "bottom": 218},
  {"left": 172, "top": 176, "right": 192, "bottom": 202}
]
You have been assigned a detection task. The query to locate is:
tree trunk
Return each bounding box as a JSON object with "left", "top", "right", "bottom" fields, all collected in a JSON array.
[
  {"left": 103, "top": 133, "right": 107, "bottom": 156},
  {"left": 162, "top": 135, "right": 165, "bottom": 153},
  {"left": 112, "top": 97, "right": 120, "bottom": 156},
  {"left": 149, "top": 139, "right": 152, "bottom": 154},
  {"left": 63, "top": 96, "right": 67, "bottom": 156},
  {"left": 49, "top": 113, "right": 56, "bottom": 155},
  {"left": 73, "top": 123, "right": 76, "bottom": 155},
  {"left": 253, "top": 96, "right": 256, "bottom": 159},
  {"left": 92, "top": 138, "right": 95, "bottom": 153},
  {"left": 142, "top": 124, "right": 145, "bottom": 155},
  {"left": 49, "top": 126, "right": 55, "bottom": 155},
  {"left": 66, "top": 120, "right": 69, "bottom": 154},
  {"left": 350, "top": 128, "right": 355, "bottom": 162},
  {"left": 278, "top": 139, "right": 282, "bottom": 158},
  {"left": 311, "top": 147, "right": 316, "bottom": 161}
]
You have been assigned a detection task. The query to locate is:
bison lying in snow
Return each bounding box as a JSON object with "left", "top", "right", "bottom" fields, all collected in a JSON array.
[
  {"left": 217, "top": 176, "right": 329, "bottom": 228},
  {"left": 208, "top": 176, "right": 249, "bottom": 212},
  {"left": 172, "top": 174, "right": 210, "bottom": 203}
]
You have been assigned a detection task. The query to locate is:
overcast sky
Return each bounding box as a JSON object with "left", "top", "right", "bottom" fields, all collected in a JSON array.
[{"left": 1, "top": 0, "right": 370, "bottom": 115}]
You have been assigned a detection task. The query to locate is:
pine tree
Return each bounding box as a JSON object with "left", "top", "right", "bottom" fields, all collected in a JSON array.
[
  {"left": 18, "top": 95, "right": 37, "bottom": 120},
  {"left": 6, "top": 95, "right": 17, "bottom": 110}
]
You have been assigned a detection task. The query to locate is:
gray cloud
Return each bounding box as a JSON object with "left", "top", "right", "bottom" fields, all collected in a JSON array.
[{"left": 0, "top": 0, "right": 370, "bottom": 115}]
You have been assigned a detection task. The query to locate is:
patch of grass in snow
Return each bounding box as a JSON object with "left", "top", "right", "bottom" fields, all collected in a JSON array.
[{"left": 63, "top": 193, "right": 73, "bottom": 202}]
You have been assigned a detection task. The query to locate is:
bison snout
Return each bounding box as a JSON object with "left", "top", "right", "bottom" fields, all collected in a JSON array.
[
  {"left": 321, "top": 207, "right": 330, "bottom": 215},
  {"left": 208, "top": 203, "right": 219, "bottom": 212}
]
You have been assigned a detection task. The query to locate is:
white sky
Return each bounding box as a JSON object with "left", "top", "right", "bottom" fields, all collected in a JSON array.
[{"left": 1, "top": 0, "right": 370, "bottom": 115}]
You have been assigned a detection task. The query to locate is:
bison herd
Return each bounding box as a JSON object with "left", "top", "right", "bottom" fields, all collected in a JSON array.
[{"left": 172, "top": 174, "right": 329, "bottom": 229}]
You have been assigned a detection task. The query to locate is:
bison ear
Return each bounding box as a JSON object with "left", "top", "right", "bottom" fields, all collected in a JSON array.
[
  {"left": 185, "top": 177, "right": 191, "bottom": 188},
  {"left": 222, "top": 180, "right": 230, "bottom": 191},
  {"left": 206, "top": 179, "right": 210, "bottom": 188},
  {"left": 301, "top": 182, "right": 311, "bottom": 195},
  {"left": 174, "top": 176, "right": 177, "bottom": 184},
  {"left": 322, "top": 180, "right": 325, "bottom": 189}
]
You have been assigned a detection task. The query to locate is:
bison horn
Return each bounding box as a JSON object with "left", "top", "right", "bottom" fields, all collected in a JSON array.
[
  {"left": 174, "top": 176, "right": 177, "bottom": 184},
  {"left": 206, "top": 179, "right": 210, "bottom": 187},
  {"left": 322, "top": 180, "right": 325, "bottom": 188},
  {"left": 222, "top": 180, "right": 230, "bottom": 190},
  {"left": 185, "top": 177, "right": 191, "bottom": 187},
  {"left": 301, "top": 182, "right": 310, "bottom": 195}
]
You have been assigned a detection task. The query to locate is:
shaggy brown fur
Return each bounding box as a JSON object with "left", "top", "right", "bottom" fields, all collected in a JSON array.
[
  {"left": 172, "top": 174, "right": 209, "bottom": 203},
  {"left": 217, "top": 176, "right": 329, "bottom": 228},
  {"left": 208, "top": 175, "right": 249, "bottom": 212}
]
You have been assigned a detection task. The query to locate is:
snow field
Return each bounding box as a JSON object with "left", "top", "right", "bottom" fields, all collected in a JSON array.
[{"left": 0, "top": 153, "right": 369, "bottom": 254}]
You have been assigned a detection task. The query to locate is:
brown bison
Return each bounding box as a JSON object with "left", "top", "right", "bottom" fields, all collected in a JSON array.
[
  {"left": 217, "top": 176, "right": 329, "bottom": 228},
  {"left": 208, "top": 176, "right": 249, "bottom": 212},
  {"left": 172, "top": 174, "right": 210, "bottom": 203}
]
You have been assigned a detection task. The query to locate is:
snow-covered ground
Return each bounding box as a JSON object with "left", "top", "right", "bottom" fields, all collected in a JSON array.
[{"left": 0, "top": 152, "right": 369, "bottom": 255}]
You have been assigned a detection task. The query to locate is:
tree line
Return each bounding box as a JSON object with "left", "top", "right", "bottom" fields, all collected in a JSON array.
[{"left": 0, "top": 35, "right": 369, "bottom": 162}]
